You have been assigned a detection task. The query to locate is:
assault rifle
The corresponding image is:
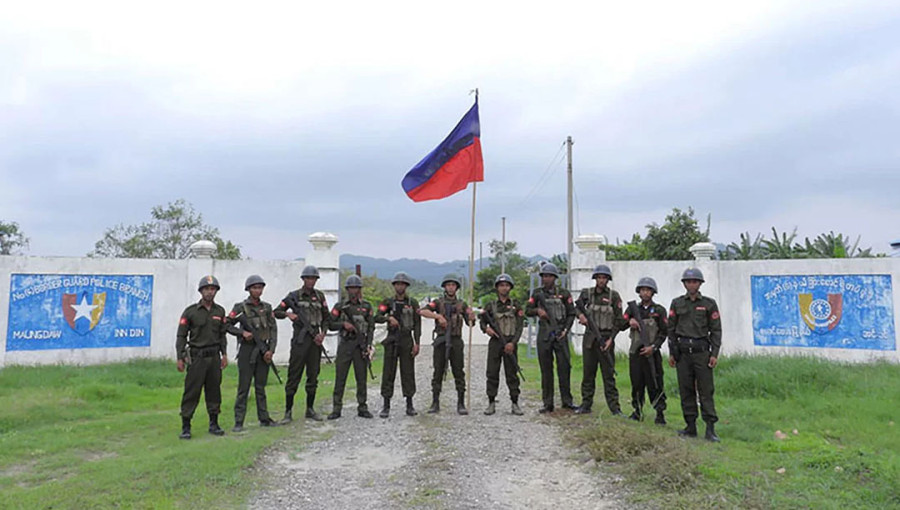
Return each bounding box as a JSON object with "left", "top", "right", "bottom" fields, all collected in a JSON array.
[
  {"left": 574, "top": 297, "right": 616, "bottom": 374},
  {"left": 533, "top": 291, "right": 570, "bottom": 364},
  {"left": 344, "top": 303, "right": 376, "bottom": 381},
  {"left": 232, "top": 308, "right": 282, "bottom": 384},
  {"left": 286, "top": 294, "right": 333, "bottom": 364},
  {"left": 386, "top": 300, "right": 407, "bottom": 359},
  {"left": 441, "top": 301, "right": 455, "bottom": 380},
  {"left": 626, "top": 300, "right": 662, "bottom": 417},
  {"left": 481, "top": 307, "right": 526, "bottom": 382}
]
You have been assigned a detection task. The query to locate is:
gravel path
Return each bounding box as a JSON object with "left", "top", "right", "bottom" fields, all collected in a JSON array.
[{"left": 250, "top": 345, "right": 629, "bottom": 509}]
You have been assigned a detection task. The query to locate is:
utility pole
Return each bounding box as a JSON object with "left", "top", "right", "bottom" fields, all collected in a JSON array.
[
  {"left": 501, "top": 216, "right": 507, "bottom": 274},
  {"left": 479, "top": 242, "right": 483, "bottom": 272},
  {"left": 566, "top": 136, "right": 573, "bottom": 289}
]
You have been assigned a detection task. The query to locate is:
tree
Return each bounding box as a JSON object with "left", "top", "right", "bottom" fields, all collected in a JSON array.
[
  {"left": 0, "top": 221, "right": 29, "bottom": 255},
  {"left": 89, "top": 199, "right": 241, "bottom": 259},
  {"left": 643, "top": 207, "right": 711, "bottom": 260},
  {"left": 474, "top": 239, "right": 531, "bottom": 306},
  {"left": 761, "top": 227, "right": 803, "bottom": 259},
  {"left": 602, "top": 233, "right": 650, "bottom": 261},
  {"left": 723, "top": 232, "right": 764, "bottom": 260},
  {"left": 803, "top": 232, "right": 874, "bottom": 259}
]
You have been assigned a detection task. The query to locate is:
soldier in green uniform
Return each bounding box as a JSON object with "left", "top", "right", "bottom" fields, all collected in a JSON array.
[
  {"left": 225, "top": 274, "right": 279, "bottom": 432},
  {"left": 419, "top": 274, "right": 476, "bottom": 415},
  {"left": 622, "top": 276, "right": 668, "bottom": 424},
  {"left": 375, "top": 272, "right": 421, "bottom": 418},
  {"left": 525, "top": 263, "right": 578, "bottom": 413},
  {"left": 273, "top": 265, "right": 332, "bottom": 423},
  {"left": 574, "top": 264, "right": 626, "bottom": 416},
  {"left": 175, "top": 275, "right": 229, "bottom": 439},
  {"left": 667, "top": 267, "right": 722, "bottom": 442},
  {"left": 478, "top": 273, "right": 525, "bottom": 416},
  {"left": 327, "top": 275, "right": 375, "bottom": 419}
]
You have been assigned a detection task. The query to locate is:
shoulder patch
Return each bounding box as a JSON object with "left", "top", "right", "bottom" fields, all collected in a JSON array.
[
  {"left": 179, "top": 317, "right": 188, "bottom": 325},
  {"left": 668, "top": 309, "right": 676, "bottom": 317},
  {"left": 517, "top": 309, "right": 524, "bottom": 317},
  {"left": 711, "top": 311, "right": 720, "bottom": 320},
  {"left": 331, "top": 307, "right": 340, "bottom": 317},
  {"left": 567, "top": 296, "right": 573, "bottom": 303},
  {"left": 228, "top": 310, "right": 236, "bottom": 318},
  {"left": 280, "top": 301, "right": 287, "bottom": 308},
  {"left": 528, "top": 297, "right": 534, "bottom": 304},
  {"left": 378, "top": 304, "right": 388, "bottom": 312}
]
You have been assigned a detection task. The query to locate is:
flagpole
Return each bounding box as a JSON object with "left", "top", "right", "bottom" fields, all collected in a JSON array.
[{"left": 466, "top": 180, "right": 476, "bottom": 412}]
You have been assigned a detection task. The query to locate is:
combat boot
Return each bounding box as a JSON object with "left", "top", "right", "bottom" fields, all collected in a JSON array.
[
  {"left": 484, "top": 399, "right": 496, "bottom": 416},
  {"left": 208, "top": 414, "right": 225, "bottom": 436},
  {"left": 457, "top": 391, "right": 468, "bottom": 415},
  {"left": 232, "top": 421, "right": 244, "bottom": 433},
  {"left": 358, "top": 408, "right": 374, "bottom": 419},
  {"left": 306, "top": 394, "right": 323, "bottom": 421},
  {"left": 705, "top": 422, "right": 720, "bottom": 442},
  {"left": 280, "top": 409, "right": 293, "bottom": 425},
  {"left": 427, "top": 394, "right": 440, "bottom": 414},
  {"left": 574, "top": 405, "right": 591, "bottom": 415},
  {"left": 405, "top": 397, "right": 418, "bottom": 416},
  {"left": 380, "top": 398, "right": 390, "bottom": 418},
  {"left": 259, "top": 418, "right": 279, "bottom": 427},
  {"left": 511, "top": 401, "right": 523, "bottom": 416},
  {"left": 655, "top": 411, "right": 666, "bottom": 426},
  {"left": 327, "top": 407, "right": 342, "bottom": 420},
  {"left": 179, "top": 417, "right": 191, "bottom": 440},
  {"left": 678, "top": 420, "right": 698, "bottom": 438}
]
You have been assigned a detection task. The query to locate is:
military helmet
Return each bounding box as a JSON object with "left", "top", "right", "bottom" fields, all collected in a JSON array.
[
  {"left": 441, "top": 274, "right": 462, "bottom": 288},
  {"left": 494, "top": 273, "right": 515, "bottom": 288},
  {"left": 635, "top": 276, "right": 658, "bottom": 294},
  {"left": 392, "top": 272, "right": 413, "bottom": 285},
  {"left": 300, "top": 265, "right": 320, "bottom": 279},
  {"left": 244, "top": 274, "right": 266, "bottom": 290},
  {"left": 345, "top": 275, "right": 363, "bottom": 288},
  {"left": 539, "top": 263, "right": 560, "bottom": 278},
  {"left": 592, "top": 264, "right": 613, "bottom": 280},
  {"left": 198, "top": 275, "right": 220, "bottom": 291},
  {"left": 681, "top": 267, "right": 705, "bottom": 282}
]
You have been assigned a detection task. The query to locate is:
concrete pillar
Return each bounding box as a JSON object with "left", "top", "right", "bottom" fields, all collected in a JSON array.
[
  {"left": 690, "top": 242, "right": 717, "bottom": 261},
  {"left": 306, "top": 232, "right": 340, "bottom": 356},
  {"left": 188, "top": 240, "right": 217, "bottom": 259},
  {"left": 569, "top": 234, "right": 607, "bottom": 355}
]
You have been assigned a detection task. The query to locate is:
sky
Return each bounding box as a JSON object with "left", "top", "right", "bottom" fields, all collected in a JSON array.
[{"left": 2, "top": 0, "right": 899, "bottom": 262}]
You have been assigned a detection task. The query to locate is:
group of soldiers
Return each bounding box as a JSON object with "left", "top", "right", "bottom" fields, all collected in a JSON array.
[{"left": 175, "top": 262, "right": 722, "bottom": 443}]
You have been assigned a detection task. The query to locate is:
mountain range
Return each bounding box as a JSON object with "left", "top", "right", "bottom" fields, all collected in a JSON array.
[{"left": 340, "top": 254, "right": 548, "bottom": 286}]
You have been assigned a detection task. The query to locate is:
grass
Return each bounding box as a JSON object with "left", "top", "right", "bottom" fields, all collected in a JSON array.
[
  {"left": 0, "top": 354, "right": 368, "bottom": 509},
  {"left": 512, "top": 347, "right": 900, "bottom": 509}
]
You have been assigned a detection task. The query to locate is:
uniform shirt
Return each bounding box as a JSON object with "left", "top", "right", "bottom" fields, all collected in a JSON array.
[
  {"left": 622, "top": 300, "right": 668, "bottom": 350},
  {"left": 176, "top": 301, "right": 227, "bottom": 359},
  {"left": 375, "top": 295, "right": 422, "bottom": 344},
  {"left": 478, "top": 297, "right": 525, "bottom": 344},
  {"left": 425, "top": 295, "right": 474, "bottom": 337},
  {"left": 575, "top": 285, "right": 626, "bottom": 338},
  {"left": 667, "top": 292, "right": 722, "bottom": 357},
  {"left": 226, "top": 298, "right": 278, "bottom": 354},
  {"left": 525, "top": 285, "right": 576, "bottom": 341},
  {"left": 273, "top": 287, "right": 331, "bottom": 342},
  {"left": 329, "top": 297, "right": 375, "bottom": 347}
]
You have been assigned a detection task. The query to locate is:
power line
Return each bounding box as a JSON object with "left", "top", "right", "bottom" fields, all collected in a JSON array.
[{"left": 516, "top": 141, "right": 566, "bottom": 207}]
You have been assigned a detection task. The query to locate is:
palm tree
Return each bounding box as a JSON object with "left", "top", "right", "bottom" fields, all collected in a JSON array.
[
  {"left": 762, "top": 227, "right": 803, "bottom": 259},
  {"left": 724, "top": 232, "right": 764, "bottom": 260}
]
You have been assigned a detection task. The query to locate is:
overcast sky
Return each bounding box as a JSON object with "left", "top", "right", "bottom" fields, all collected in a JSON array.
[{"left": 2, "top": 0, "right": 899, "bottom": 262}]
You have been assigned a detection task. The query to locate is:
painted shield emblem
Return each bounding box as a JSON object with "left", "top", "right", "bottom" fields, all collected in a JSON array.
[
  {"left": 798, "top": 293, "right": 842, "bottom": 335},
  {"left": 62, "top": 291, "right": 107, "bottom": 336}
]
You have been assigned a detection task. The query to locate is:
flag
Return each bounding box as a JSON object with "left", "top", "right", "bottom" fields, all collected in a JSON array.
[{"left": 402, "top": 100, "right": 483, "bottom": 202}]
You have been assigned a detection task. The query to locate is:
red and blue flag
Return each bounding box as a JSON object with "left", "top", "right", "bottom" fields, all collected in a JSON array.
[{"left": 402, "top": 100, "right": 483, "bottom": 202}]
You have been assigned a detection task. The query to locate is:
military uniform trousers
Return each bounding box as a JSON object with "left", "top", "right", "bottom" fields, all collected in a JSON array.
[
  {"left": 486, "top": 338, "right": 520, "bottom": 401},
  {"left": 431, "top": 336, "right": 466, "bottom": 395},
  {"left": 675, "top": 342, "right": 717, "bottom": 424},
  {"left": 581, "top": 336, "right": 620, "bottom": 413},
  {"left": 234, "top": 344, "right": 272, "bottom": 423},
  {"left": 537, "top": 337, "right": 574, "bottom": 408},
  {"left": 381, "top": 334, "right": 416, "bottom": 399},
  {"left": 180, "top": 349, "right": 223, "bottom": 419},
  {"left": 285, "top": 338, "right": 323, "bottom": 409},
  {"left": 332, "top": 338, "right": 370, "bottom": 412},
  {"left": 628, "top": 350, "right": 666, "bottom": 415}
]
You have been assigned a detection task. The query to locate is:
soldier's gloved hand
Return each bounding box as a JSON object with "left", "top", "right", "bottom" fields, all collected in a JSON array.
[
  {"left": 264, "top": 351, "right": 273, "bottom": 363},
  {"left": 387, "top": 316, "right": 400, "bottom": 328},
  {"left": 578, "top": 314, "right": 588, "bottom": 325},
  {"left": 639, "top": 345, "right": 654, "bottom": 357},
  {"left": 314, "top": 332, "right": 325, "bottom": 345},
  {"left": 342, "top": 322, "right": 357, "bottom": 333},
  {"left": 411, "top": 343, "right": 420, "bottom": 357},
  {"left": 436, "top": 314, "right": 448, "bottom": 328},
  {"left": 485, "top": 326, "right": 498, "bottom": 338},
  {"left": 629, "top": 318, "right": 640, "bottom": 330},
  {"left": 536, "top": 308, "right": 549, "bottom": 320},
  {"left": 504, "top": 342, "right": 515, "bottom": 355},
  {"left": 286, "top": 312, "right": 299, "bottom": 322},
  {"left": 668, "top": 355, "right": 677, "bottom": 367},
  {"left": 177, "top": 359, "right": 186, "bottom": 372},
  {"left": 242, "top": 331, "right": 253, "bottom": 341}
]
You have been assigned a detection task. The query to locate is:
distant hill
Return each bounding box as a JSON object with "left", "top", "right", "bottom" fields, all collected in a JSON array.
[{"left": 340, "top": 254, "right": 550, "bottom": 286}]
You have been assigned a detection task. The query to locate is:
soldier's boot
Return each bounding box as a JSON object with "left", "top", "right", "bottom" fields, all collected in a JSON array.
[
  {"left": 280, "top": 409, "right": 293, "bottom": 425},
  {"left": 574, "top": 403, "right": 592, "bottom": 415},
  {"left": 179, "top": 417, "right": 192, "bottom": 440},
  {"left": 457, "top": 391, "right": 468, "bottom": 416},
  {"left": 259, "top": 418, "right": 279, "bottom": 427},
  {"left": 208, "top": 414, "right": 225, "bottom": 436},
  {"left": 678, "top": 420, "right": 698, "bottom": 438},
  {"left": 281, "top": 394, "right": 295, "bottom": 424},
  {"left": 232, "top": 420, "right": 244, "bottom": 433},
  {"left": 628, "top": 410, "right": 642, "bottom": 421},
  {"left": 380, "top": 398, "right": 391, "bottom": 418},
  {"left": 705, "top": 422, "right": 720, "bottom": 442},
  {"left": 405, "top": 397, "right": 418, "bottom": 416},
  {"left": 327, "top": 405, "right": 342, "bottom": 420},
  {"left": 306, "top": 393, "right": 323, "bottom": 421},
  {"left": 654, "top": 410, "right": 666, "bottom": 426},
  {"left": 358, "top": 407, "right": 374, "bottom": 419},
  {"left": 511, "top": 399, "right": 524, "bottom": 416},
  {"left": 427, "top": 393, "right": 440, "bottom": 414},
  {"left": 484, "top": 398, "right": 496, "bottom": 416}
]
